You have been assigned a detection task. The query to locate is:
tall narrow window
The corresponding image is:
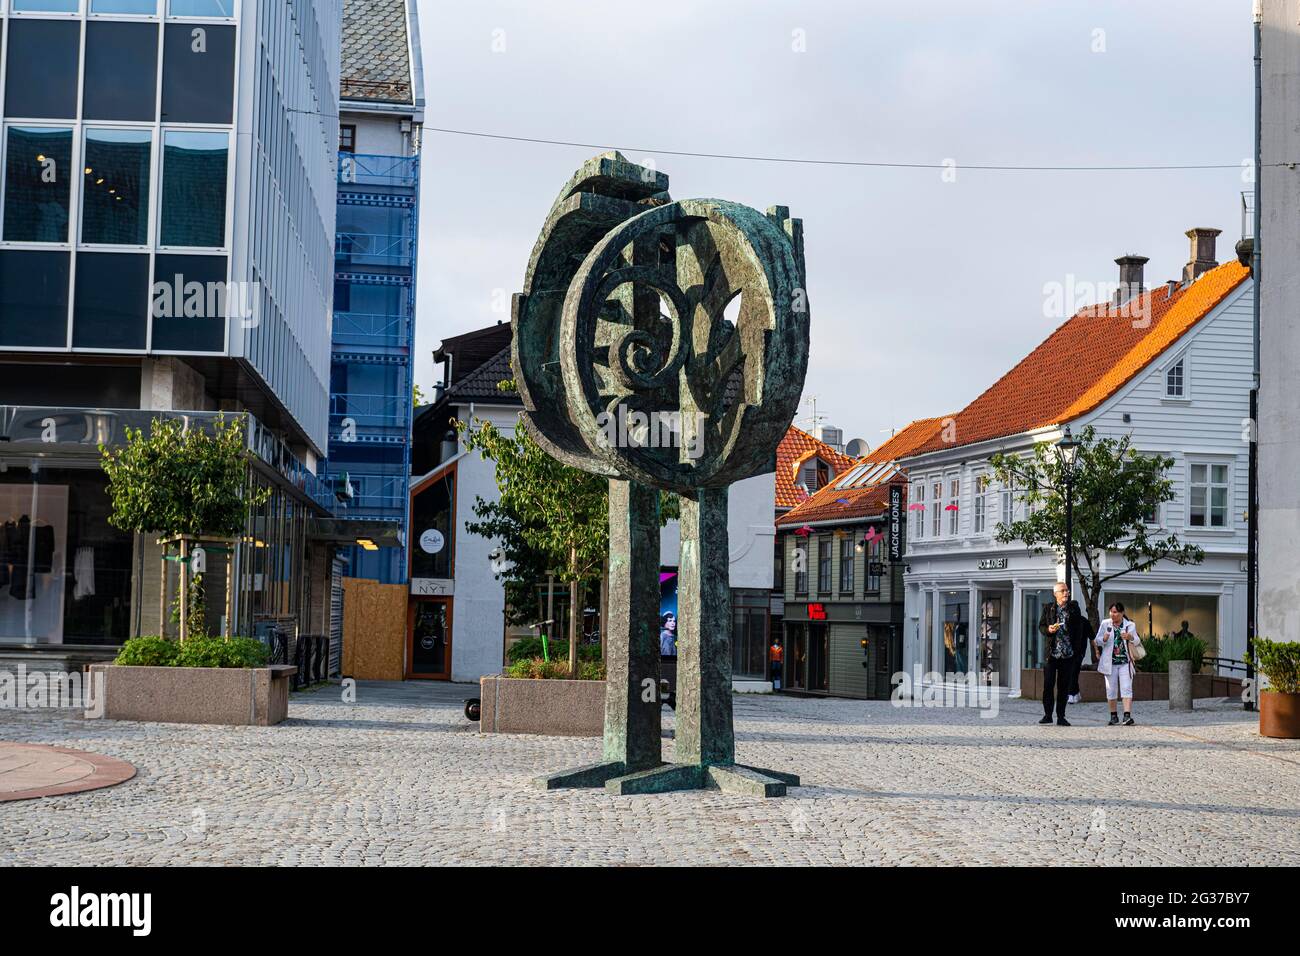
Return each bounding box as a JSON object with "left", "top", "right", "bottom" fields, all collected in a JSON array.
[
  {"left": 1189, "top": 462, "right": 1229, "bottom": 528},
  {"left": 931, "top": 480, "right": 942, "bottom": 538},
  {"left": 910, "top": 482, "right": 925, "bottom": 540},
  {"left": 973, "top": 475, "right": 988, "bottom": 534},
  {"left": 1165, "top": 358, "right": 1185, "bottom": 398},
  {"left": 839, "top": 536, "right": 855, "bottom": 595},
  {"left": 339, "top": 124, "right": 357, "bottom": 153},
  {"left": 82, "top": 128, "right": 152, "bottom": 246},
  {"left": 4, "top": 127, "right": 73, "bottom": 243},
  {"left": 947, "top": 477, "right": 961, "bottom": 535},
  {"left": 161, "top": 130, "right": 229, "bottom": 247},
  {"left": 794, "top": 539, "right": 808, "bottom": 595},
  {"left": 817, "top": 534, "right": 833, "bottom": 594},
  {"left": 866, "top": 536, "right": 882, "bottom": 592}
]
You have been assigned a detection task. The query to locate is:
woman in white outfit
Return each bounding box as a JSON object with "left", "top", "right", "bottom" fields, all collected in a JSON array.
[{"left": 1094, "top": 601, "right": 1141, "bottom": 725}]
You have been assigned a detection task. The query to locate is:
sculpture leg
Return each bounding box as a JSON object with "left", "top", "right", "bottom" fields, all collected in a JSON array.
[
  {"left": 534, "top": 478, "right": 662, "bottom": 790},
  {"left": 676, "top": 486, "right": 735, "bottom": 766}
]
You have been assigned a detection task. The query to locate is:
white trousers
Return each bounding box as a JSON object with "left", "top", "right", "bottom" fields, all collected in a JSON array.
[{"left": 1104, "top": 665, "right": 1134, "bottom": 701}]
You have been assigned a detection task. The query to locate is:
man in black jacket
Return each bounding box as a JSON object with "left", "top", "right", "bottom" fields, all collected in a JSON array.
[{"left": 1038, "top": 582, "right": 1085, "bottom": 725}]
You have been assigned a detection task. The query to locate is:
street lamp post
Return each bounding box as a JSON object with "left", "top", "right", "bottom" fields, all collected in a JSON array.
[{"left": 1056, "top": 427, "right": 1082, "bottom": 596}]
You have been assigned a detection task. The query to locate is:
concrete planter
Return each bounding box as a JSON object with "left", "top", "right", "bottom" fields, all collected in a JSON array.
[
  {"left": 1020, "top": 668, "right": 1240, "bottom": 703},
  {"left": 1259, "top": 691, "right": 1300, "bottom": 739},
  {"left": 88, "top": 663, "right": 297, "bottom": 726},
  {"left": 1168, "top": 659, "right": 1193, "bottom": 711},
  {"left": 479, "top": 676, "right": 605, "bottom": 737}
]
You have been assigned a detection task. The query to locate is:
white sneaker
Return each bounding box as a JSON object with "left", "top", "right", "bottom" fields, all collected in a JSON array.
[{"left": 1067, "top": 694, "right": 1080, "bottom": 704}]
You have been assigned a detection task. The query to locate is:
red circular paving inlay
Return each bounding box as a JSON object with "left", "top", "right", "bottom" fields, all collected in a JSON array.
[{"left": 0, "top": 742, "right": 136, "bottom": 802}]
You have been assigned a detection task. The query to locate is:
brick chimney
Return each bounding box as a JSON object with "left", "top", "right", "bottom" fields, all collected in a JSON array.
[
  {"left": 1115, "top": 254, "right": 1148, "bottom": 300},
  {"left": 1182, "top": 228, "right": 1221, "bottom": 282}
]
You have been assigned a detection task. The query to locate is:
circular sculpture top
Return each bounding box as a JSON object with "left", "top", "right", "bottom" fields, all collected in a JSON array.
[{"left": 513, "top": 153, "right": 809, "bottom": 494}]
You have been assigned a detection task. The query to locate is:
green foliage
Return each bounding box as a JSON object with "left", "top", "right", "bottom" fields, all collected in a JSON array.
[
  {"left": 506, "top": 637, "right": 601, "bottom": 664},
  {"left": 990, "top": 426, "right": 1203, "bottom": 633},
  {"left": 167, "top": 571, "right": 209, "bottom": 638},
  {"left": 1135, "top": 632, "right": 1206, "bottom": 673},
  {"left": 456, "top": 410, "right": 678, "bottom": 626},
  {"left": 100, "top": 415, "right": 270, "bottom": 538},
  {"left": 113, "top": 635, "right": 268, "bottom": 668},
  {"left": 505, "top": 657, "right": 606, "bottom": 680},
  {"left": 114, "top": 635, "right": 180, "bottom": 667},
  {"left": 1255, "top": 638, "right": 1300, "bottom": 694}
]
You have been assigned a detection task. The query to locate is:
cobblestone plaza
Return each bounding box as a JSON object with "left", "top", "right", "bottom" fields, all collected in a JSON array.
[{"left": 2, "top": 683, "right": 1297, "bottom": 866}]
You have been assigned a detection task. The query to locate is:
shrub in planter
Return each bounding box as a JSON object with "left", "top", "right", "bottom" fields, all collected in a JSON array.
[
  {"left": 1135, "top": 633, "right": 1206, "bottom": 673},
  {"left": 506, "top": 637, "right": 601, "bottom": 664},
  {"left": 114, "top": 635, "right": 268, "bottom": 669},
  {"left": 505, "top": 656, "right": 605, "bottom": 680},
  {"left": 1255, "top": 638, "right": 1300, "bottom": 739}
]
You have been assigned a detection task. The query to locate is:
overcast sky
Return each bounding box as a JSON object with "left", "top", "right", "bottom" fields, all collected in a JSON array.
[{"left": 410, "top": 0, "right": 1253, "bottom": 454}]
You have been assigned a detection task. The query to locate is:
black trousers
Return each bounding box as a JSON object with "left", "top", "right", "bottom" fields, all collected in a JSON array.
[
  {"left": 1043, "top": 655, "right": 1073, "bottom": 719},
  {"left": 1068, "top": 638, "right": 1087, "bottom": 696}
]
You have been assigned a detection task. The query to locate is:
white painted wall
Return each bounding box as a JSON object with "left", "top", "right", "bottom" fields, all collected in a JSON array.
[
  {"left": 1259, "top": 0, "right": 1300, "bottom": 642},
  {"left": 900, "top": 279, "right": 1254, "bottom": 685},
  {"left": 659, "top": 471, "right": 776, "bottom": 591},
  {"left": 341, "top": 110, "right": 414, "bottom": 157}
]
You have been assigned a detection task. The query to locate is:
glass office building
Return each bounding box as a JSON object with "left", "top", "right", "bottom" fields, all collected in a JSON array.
[
  {"left": 324, "top": 0, "right": 423, "bottom": 585},
  {"left": 0, "top": 0, "right": 344, "bottom": 649}
]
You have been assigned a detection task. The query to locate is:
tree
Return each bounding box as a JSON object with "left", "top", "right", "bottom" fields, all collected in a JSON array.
[
  {"left": 457, "top": 394, "right": 678, "bottom": 676},
  {"left": 100, "top": 415, "right": 270, "bottom": 640},
  {"left": 989, "top": 426, "right": 1204, "bottom": 643}
]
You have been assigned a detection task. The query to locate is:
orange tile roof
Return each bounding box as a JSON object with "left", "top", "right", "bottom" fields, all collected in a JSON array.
[
  {"left": 775, "top": 416, "right": 948, "bottom": 526},
  {"left": 775, "top": 426, "right": 855, "bottom": 511},
  {"left": 907, "top": 260, "right": 1250, "bottom": 457}
]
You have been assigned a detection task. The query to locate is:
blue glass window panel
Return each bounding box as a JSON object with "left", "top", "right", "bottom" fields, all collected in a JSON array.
[
  {"left": 150, "top": 254, "right": 227, "bottom": 352},
  {"left": 13, "top": 0, "right": 79, "bottom": 11},
  {"left": 73, "top": 252, "right": 149, "bottom": 349},
  {"left": 168, "top": 0, "right": 233, "bottom": 15},
  {"left": 160, "top": 131, "right": 228, "bottom": 247},
  {"left": 84, "top": 22, "right": 158, "bottom": 121},
  {"left": 92, "top": 0, "right": 158, "bottom": 11},
  {"left": 4, "top": 127, "right": 73, "bottom": 242},
  {"left": 161, "top": 24, "right": 235, "bottom": 123},
  {"left": 82, "top": 129, "right": 152, "bottom": 245},
  {"left": 4, "top": 20, "right": 81, "bottom": 120},
  {"left": 0, "top": 251, "right": 69, "bottom": 348}
]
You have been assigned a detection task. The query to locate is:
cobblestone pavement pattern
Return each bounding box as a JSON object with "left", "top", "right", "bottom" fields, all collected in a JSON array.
[{"left": 2, "top": 681, "right": 1297, "bottom": 865}]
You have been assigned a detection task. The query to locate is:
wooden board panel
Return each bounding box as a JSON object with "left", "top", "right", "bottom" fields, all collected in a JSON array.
[{"left": 341, "top": 577, "right": 406, "bottom": 681}]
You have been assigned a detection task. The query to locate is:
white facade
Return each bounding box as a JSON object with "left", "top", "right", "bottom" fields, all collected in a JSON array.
[{"left": 901, "top": 279, "right": 1254, "bottom": 695}]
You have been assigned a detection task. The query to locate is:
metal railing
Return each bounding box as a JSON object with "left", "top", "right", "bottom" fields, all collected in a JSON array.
[
  {"left": 335, "top": 233, "right": 414, "bottom": 268},
  {"left": 332, "top": 310, "right": 411, "bottom": 349},
  {"left": 337, "top": 153, "right": 418, "bottom": 189}
]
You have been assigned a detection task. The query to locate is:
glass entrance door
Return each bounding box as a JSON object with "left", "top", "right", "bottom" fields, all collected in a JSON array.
[{"left": 408, "top": 598, "right": 451, "bottom": 679}]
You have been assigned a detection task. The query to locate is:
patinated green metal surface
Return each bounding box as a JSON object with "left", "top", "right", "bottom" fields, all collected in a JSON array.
[{"left": 515, "top": 152, "right": 808, "bottom": 797}]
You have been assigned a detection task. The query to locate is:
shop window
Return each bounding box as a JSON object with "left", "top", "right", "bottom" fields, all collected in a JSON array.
[
  {"left": 82, "top": 128, "right": 152, "bottom": 246},
  {"left": 4, "top": 20, "right": 80, "bottom": 120},
  {"left": 1188, "top": 461, "right": 1230, "bottom": 528},
  {"left": 0, "top": 250, "right": 69, "bottom": 348},
  {"left": 84, "top": 22, "right": 158, "bottom": 122},
  {"left": 411, "top": 472, "right": 454, "bottom": 580},
  {"left": 161, "top": 23, "right": 235, "bottom": 124},
  {"left": 1106, "top": 591, "right": 1220, "bottom": 659},
  {"left": 73, "top": 252, "right": 149, "bottom": 349},
  {"left": 149, "top": 253, "right": 227, "bottom": 352},
  {"left": 160, "top": 130, "right": 228, "bottom": 247},
  {"left": 3, "top": 126, "right": 73, "bottom": 242}
]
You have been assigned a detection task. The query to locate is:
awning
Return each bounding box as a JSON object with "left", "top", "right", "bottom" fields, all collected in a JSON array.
[{"left": 307, "top": 517, "right": 405, "bottom": 549}]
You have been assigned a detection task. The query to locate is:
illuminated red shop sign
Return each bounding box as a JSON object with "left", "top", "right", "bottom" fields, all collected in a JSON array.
[{"left": 808, "top": 603, "right": 827, "bottom": 620}]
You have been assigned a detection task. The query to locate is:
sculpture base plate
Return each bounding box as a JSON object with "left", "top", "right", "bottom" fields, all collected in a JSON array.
[{"left": 535, "top": 760, "right": 799, "bottom": 798}]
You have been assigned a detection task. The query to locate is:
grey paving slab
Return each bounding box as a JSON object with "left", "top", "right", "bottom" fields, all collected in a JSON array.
[{"left": 0, "top": 683, "right": 1295, "bottom": 866}]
